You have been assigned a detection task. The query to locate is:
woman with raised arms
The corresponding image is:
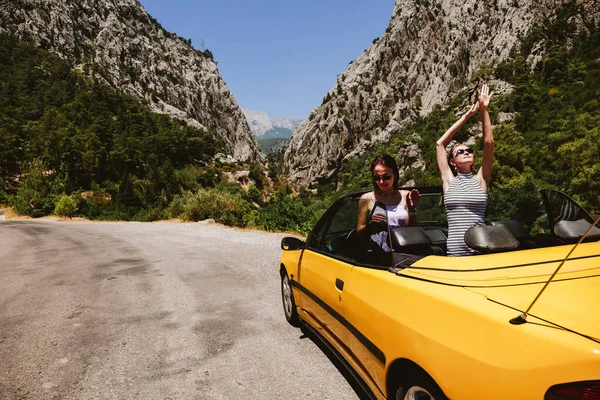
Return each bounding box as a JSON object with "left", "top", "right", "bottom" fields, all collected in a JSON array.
[{"left": 436, "top": 84, "right": 494, "bottom": 256}]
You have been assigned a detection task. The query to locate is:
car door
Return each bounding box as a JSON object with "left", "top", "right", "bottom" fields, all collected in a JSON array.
[
  {"left": 299, "top": 194, "right": 392, "bottom": 398},
  {"left": 297, "top": 195, "right": 359, "bottom": 347}
]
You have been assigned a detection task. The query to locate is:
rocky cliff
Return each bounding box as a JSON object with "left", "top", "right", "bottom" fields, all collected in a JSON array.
[
  {"left": 283, "top": 0, "right": 600, "bottom": 185},
  {"left": 0, "top": 0, "right": 263, "bottom": 162}
]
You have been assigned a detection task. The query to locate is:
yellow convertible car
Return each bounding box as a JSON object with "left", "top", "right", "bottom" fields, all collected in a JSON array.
[{"left": 279, "top": 187, "right": 600, "bottom": 400}]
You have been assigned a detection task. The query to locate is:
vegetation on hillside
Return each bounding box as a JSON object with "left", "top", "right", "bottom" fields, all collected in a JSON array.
[
  {"left": 1, "top": 1, "right": 598, "bottom": 236},
  {"left": 257, "top": 137, "right": 289, "bottom": 153},
  {"left": 330, "top": 1, "right": 600, "bottom": 224},
  {"left": 0, "top": 33, "right": 316, "bottom": 234}
]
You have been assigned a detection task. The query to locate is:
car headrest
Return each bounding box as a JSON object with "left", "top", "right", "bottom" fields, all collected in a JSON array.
[
  {"left": 554, "top": 219, "right": 600, "bottom": 242},
  {"left": 464, "top": 225, "right": 520, "bottom": 253},
  {"left": 390, "top": 227, "right": 432, "bottom": 249}
]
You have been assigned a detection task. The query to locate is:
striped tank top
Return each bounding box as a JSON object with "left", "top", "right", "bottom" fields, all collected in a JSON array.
[{"left": 444, "top": 173, "right": 487, "bottom": 256}]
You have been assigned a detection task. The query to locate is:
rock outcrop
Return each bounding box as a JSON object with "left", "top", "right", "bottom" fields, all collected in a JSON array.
[
  {"left": 0, "top": 0, "right": 263, "bottom": 162},
  {"left": 283, "top": 0, "right": 600, "bottom": 185}
]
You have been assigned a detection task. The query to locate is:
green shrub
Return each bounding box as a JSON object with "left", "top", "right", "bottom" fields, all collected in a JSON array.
[
  {"left": 133, "top": 207, "right": 164, "bottom": 222},
  {"left": 254, "top": 195, "right": 317, "bottom": 235},
  {"left": 248, "top": 163, "right": 265, "bottom": 189},
  {"left": 12, "top": 159, "right": 65, "bottom": 217},
  {"left": 215, "top": 181, "right": 245, "bottom": 197},
  {"left": 0, "top": 187, "right": 8, "bottom": 205},
  {"left": 54, "top": 194, "right": 78, "bottom": 218},
  {"left": 197, "top": 167, "right": 222, "bottom": 188},
  {"left": 181, "top": 188, "right": 252, "bottom": 227},
  {"left": 116, "top": 173, "right": 142, "bottom": 208},
  {"left": 163, "top": 194, "right": 188, "bottom": 219},
  {"left": 246, "top": 184, "right": 262, "bottom": 205},
  {"left": 92, "top": 207, "right": 133, "bottom": 221},
  {"left": 174, "top": 166, "right": 201, "bottom": 191},
  {"left": 243, "top": 210, "right": 259, "bottom": 229}
]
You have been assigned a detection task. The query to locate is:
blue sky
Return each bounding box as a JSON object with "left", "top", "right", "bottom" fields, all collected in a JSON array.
[{"left": 138, "top": 0, "right": 395, "bottom": 119}]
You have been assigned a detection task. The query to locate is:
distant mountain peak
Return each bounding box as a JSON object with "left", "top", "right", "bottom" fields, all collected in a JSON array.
[{"left": 242, "top": 108, "right": 303, "bottom": 138}]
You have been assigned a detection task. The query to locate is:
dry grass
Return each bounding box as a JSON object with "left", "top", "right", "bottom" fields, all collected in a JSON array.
[
  {"left": 1, "top": 207, "right": 21, "bottom": 220},
  {"left": 0, "top": 207, "right": 89, "bottom": 222}
]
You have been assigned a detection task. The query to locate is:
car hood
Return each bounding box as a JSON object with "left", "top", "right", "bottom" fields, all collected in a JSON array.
[
  {"left": 467, "top": 275, "right": 600, "bottom": 341},
  {"left": 401, "top": 242, "right": 600, "bottom": 340}
]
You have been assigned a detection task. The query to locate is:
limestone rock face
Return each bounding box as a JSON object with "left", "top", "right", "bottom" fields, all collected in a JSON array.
[
  {"left": 283, "top": 0, "right": 599, "bottom": 185},
  {"left": 0, "top": 0, "right": 263, "bottom": 162}
]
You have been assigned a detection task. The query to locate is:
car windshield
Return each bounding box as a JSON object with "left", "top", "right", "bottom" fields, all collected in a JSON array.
[{"left": 303, "top": 186, "right": 599, "bottom": 272}]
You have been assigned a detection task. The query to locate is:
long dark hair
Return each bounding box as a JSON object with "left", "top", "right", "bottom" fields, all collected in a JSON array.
[{"left": 370, "top": 154, "right": 400, "bottom": 190}]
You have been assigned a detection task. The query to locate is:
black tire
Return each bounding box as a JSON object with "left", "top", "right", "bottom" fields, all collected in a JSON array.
[
  {"left": 393, "top": 371, "right": 446, "bottom": 400},
  {"left": 281, "top": 270, "right": 300, "bottom": 327}
]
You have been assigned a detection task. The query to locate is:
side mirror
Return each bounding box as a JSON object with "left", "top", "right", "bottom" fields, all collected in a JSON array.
[{"left": 281, "top": 237, "right": 305, "bottom": 251}]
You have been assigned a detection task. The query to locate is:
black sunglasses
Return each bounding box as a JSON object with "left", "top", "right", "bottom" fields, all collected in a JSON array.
[
  {"left": 454, "top": 148, "right": 474, "bottom": 156},
  {"left": 373, "top": 174, "right": 393, "bottom": 182}
]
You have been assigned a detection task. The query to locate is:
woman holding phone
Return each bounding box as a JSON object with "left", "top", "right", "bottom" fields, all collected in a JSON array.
[{"left": 357, "top": 154, "right": 420, "bottom": 259}]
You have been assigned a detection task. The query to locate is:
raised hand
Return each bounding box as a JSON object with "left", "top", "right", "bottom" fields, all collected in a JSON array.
[
  {"left": 407, "top": 189, "right": 421, "bottom": 211},
  {"left": 479, "top": 84, "right": 493, "bottom": 110}
]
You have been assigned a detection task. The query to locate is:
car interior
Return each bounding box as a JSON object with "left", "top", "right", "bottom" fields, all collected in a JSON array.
[{"left": 309, "top": 187, "right": 600, "bottom": 268}]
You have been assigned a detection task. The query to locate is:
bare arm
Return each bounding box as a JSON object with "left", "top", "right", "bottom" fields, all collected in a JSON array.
[
  {"left": 357, "top": 194, "right": 372, "bottom": 235},
  {"left": 405, "top": 189, "right": 420, "bottom": 226},
  {"left": 436, "top": 102, "right": 479, "bottom": 192},
  {"left": 477, "top": 84, "right": 494, "bottom": 192}
]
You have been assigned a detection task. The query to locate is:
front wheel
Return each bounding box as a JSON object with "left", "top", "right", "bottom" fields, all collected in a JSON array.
[
  {"left": 394, "top": 373, "right": 446, "bottom": 400},
  {"left": 395, "top": 385, "right": 435, "bottom": 400},
  {"left": 281, "top": 271, "right": 300, "bottom": 327}
]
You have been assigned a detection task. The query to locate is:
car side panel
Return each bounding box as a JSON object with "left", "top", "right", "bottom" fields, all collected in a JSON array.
[
  {"left": 342, "top": 266, "right": 600, "bottom": 399},
  {"left": 295, "top": 250, "right": 354, "bottom": 347},
  {"left": 279, "top": 249, "right": 302, "bottom": 280},
  {"left": 336, "top": 267, "right": 390, "bottom": 394}
]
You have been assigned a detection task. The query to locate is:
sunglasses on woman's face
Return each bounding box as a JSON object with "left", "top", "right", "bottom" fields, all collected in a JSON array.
[
  {"left": 373, "top": 174, "right": 393, "bottom": 182},
  {"left": 454, "top": 148, "right": 474, "bottom": 157}
]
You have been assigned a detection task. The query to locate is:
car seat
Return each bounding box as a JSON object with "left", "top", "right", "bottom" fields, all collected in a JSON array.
[{"left": 540, "top": 189, "right": 600, "bottom": 243}]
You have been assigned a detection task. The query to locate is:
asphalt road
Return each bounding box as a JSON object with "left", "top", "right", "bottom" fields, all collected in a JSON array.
[{"left": 0, "top": 220, "right": 363, "bottom": 400}]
